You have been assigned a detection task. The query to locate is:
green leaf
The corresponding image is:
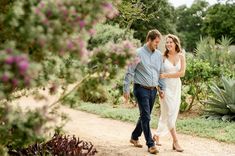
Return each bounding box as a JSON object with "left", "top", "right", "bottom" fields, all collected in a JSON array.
[
  {"left": 205, "top": 108, "right": 230, "bottom": 115},
  {"left": 210, "top": 84, "right": 228, "bottom": 104},
  {"left": 221, "top": 115, "right": 232, "bottom": 121},
  {"left": 227, "top": 104, "right": 235, "bottom": 113},
  {"left": 203, "top": 98, "right": 227, "bottom": 109},
  {"left": 206, "top": 114, "right": 222, "bottom": 120},
  {"left": 222, "top": 77, "right": 235, "bottom": 102}
]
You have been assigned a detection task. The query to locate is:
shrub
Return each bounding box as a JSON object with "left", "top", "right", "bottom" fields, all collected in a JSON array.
[
  {"left": 88, "top": 24, "right": 140, "bottom": 50},
  {"left": 181, "top": 55, "right": 220, "bottom": 111},
  {"left": 8, "top": 134, "right": 97, "bottom": 156},
  {"left": 78, "top": 78, "right": 108, "bottom": 103},
  {"left": 203, "top": 77, "right": 235, "bottom": 121},
  {"left": 196, "top": 36, "right": 235, "bottom": 77},
  {"left": 79, "top": 40, "right": 137, "bottom": 103},
  {"left": 108, "top": 78, "right": 136, "bottom": 107},
  {"left": 0, "top": 103, "right": 51, "bottom": 150}
]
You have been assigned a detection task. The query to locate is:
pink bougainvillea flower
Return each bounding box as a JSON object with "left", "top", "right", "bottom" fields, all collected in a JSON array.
[
  {"left": 5, "top": 56, "right": 15, "bottom": 64},
  {"left": 12, "top": 78, "right": 18, "bottom": 88},
  {"left": 67, "top": 40, "right": 74, "bottom": 50},
  {"left": 24, "top": 76, "right": 31, "bottom": 86},
  {"left": 88, "top": 29, "right": 96, "bottom": 36},
  {"left": 79, "top": 20, "right": 85, "bottom": 28},
  {"left": 1, "top": 74, "right": 9, "bottom": 82},
  {"left": 5, "top": 48, "right": 13, "bottom": 54},
  {"left": 18, "top": 60, "right": 29, "bottom": 72}
]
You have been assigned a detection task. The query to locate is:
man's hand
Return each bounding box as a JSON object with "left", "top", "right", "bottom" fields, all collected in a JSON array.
[
  {"left": 159, "top": 90, "right": 165, "bottom": 99},
  {"left": 123, "top": 92, "right": 130, "bottom": 104}
]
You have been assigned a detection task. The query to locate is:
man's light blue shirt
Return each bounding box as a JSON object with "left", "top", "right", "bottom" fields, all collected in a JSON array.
[{"left": 123, "top": 44, "right": 165, "bottom": 93}]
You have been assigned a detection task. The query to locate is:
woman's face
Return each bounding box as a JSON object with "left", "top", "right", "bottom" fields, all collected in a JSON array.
[{"left": 166, "top": 37, "right": 176, "bottom": 52}]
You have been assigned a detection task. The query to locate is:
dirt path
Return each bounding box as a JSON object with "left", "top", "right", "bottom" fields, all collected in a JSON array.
[
  {"left": 61, "top": 107, "right": 235, "bottom": 156},
  {"left": 15, "top": 89, "right": 235, "bottom": 156}
]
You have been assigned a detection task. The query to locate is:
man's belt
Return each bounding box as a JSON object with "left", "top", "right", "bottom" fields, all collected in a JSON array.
[{"left": 135, "top": 84, "right": 156, "bottom": 90}]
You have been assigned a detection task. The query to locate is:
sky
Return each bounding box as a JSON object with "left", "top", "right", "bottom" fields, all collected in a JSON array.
[{"left": 168, "top": 0, "right": 218, "bottom": 7}]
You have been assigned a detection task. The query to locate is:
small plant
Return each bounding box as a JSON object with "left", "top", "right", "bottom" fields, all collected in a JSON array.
[
  {"left": 108, "top": 79, "right": 136, "bottom": 107},
  {"left": 8, "top": 133, "right": 97, "bottom": 156},
  {"left": 108, "top": 83, "right": 123, "bottom": 107},
  {"left": 180, "top": 94, "right": 190, "bottom": 113},
  {"left": 78, "top": 78, "right": 108, "bottom": 103},
  {"left": 203, "top": 77, "right": 235, "bottom": 121}
]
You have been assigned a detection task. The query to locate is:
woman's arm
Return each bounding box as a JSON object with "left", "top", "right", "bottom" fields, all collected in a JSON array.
[
  {"left": 161, "top": 53, "right": 186, "bottom": 78},
  {"left": 158, "top": 55, "right": 166, "bottom": 91}
]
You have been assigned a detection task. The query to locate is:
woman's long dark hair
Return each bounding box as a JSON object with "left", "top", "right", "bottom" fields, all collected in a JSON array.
[{"left": 164, "top": 34, "right": 182, "bottom": 58}]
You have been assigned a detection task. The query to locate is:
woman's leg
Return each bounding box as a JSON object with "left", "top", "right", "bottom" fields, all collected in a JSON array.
[
  {"left": 152, "top": 134, "right": 161, "bottom": 146},
  {"left": 170, "top": 128, "right": 183, "bottom": 152}
]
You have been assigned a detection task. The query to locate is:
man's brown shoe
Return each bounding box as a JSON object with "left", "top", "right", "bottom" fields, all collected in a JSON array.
[
  {"left": 130, "top": 139, "right": 143, "bottom": 148},
  {"left": 148, "top": 146, "right": 159, "bottom": 154}
]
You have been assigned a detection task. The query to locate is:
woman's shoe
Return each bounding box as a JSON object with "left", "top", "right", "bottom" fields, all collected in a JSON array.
[
  {"left": 152, "top": 135, "right": 162, "bottom": 146},
  {"left": 172, "top": 142, "right": 184, "bottom": 152}
]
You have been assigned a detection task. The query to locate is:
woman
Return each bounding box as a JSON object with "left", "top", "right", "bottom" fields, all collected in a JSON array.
[{"left": 153, "top": 34, "right": 186, "bottom": 152}]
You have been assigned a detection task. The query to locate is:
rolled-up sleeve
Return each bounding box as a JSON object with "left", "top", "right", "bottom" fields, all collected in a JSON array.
[{"left": 123, "top": 55, "right": 140, "bottom": 93}]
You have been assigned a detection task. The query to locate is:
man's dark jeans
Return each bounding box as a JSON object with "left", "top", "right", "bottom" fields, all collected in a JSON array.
[{"left": 131, "top": 84, "right": 157, "bottom": 148}]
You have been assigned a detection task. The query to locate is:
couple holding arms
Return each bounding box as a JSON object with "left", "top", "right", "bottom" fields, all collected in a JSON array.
[{"left": 123, "top": 29, "right": 186, "bottom": 154}]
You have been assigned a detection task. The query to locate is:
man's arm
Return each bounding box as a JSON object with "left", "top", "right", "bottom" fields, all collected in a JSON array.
[
  {"left": 123, "top": 55, "right": 140, "bottom": 93},
  {"left": 123, "top": 54, "right": 140, "bottom": 103}
]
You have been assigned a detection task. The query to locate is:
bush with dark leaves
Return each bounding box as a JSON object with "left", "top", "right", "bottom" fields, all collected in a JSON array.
[{"left": 8, "top": 134, "right": 97, "bottom": 156}]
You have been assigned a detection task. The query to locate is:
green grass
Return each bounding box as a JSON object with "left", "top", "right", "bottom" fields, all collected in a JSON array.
[
  {"left": 76, "top": 102, "right": 235, "bottom": 144},
  {"left": 177, "top": 118, "right": 235, "bottom": 143},
  {"left": 78, "top": 102, "right": 140, "bottom": 123}
]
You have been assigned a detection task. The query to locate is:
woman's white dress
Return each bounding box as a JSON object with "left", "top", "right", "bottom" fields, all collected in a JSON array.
[{"left": 155, "top": 58, "right": 181, "bottom": 136}]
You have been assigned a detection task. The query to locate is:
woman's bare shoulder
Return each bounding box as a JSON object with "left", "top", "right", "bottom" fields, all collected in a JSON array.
[
  {"left": 162, "top": 55, "right": 167, "bottom": 62},
  {"left": 178, "top": 52, "right": 185, "bottom": 59}
]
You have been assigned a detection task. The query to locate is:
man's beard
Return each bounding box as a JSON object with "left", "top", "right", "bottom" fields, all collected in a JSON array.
[{"left": 150, "top": 45, "right": 156, "bottom": 52}]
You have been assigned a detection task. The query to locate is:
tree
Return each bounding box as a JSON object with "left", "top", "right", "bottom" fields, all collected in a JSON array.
[
  {"left": 202, "top": 2, "right": 235, "bottom": 43},
  {"left": 175, "top": 0, "right": 209, "bottom": 52},
  {"left": 112, "top": 0, "right": 175, "bottom": 42},
  {"left": 111, "top": 0, "right": 149, "bottom": 30}
]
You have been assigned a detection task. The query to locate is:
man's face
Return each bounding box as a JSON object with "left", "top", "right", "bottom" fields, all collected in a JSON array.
[{"left": 149, "top": 37, "right": 160, "bottom": 51}]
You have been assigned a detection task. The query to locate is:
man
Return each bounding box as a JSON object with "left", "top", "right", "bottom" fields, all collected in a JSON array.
[{"left": 123, "top": 29, "right": 165, "bottom": 154}]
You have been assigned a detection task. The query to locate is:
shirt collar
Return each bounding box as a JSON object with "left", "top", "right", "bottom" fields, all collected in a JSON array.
[{"left": 144, "top": 44, "right": 156, "bottom": 54}]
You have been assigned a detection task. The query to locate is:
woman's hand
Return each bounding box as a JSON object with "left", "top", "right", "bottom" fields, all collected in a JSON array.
[
  {"left": 159, "top": 90, "right": 165, "bottom": 99},
  {"left": 160, "top": 74, "right": 166, "bottom": 79}
]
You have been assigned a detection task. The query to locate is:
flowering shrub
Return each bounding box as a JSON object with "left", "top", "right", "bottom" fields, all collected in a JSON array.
[
  {"left": 0, "top": 0, "right": 120, "bottom": 97},
  {"left": 0, "top": 48, "right": 30, "bottom": 96},
  {"left": 88, "top": 24, "right": 140, "bottom": 50},
  {"left": 2, "top": 0, "right": 119, "bottom": 57},
  {"left": 0, "top": 0, "right": 128, "bottom": 155},
  {"left": 0, "top": 104, "right": 53, "bottom": 150},
  {"left": 88, "top": 40, "right": 136, "bottom": 78},
  {"left": 76, "top": 40, "right": 137, "bottom": 103}
]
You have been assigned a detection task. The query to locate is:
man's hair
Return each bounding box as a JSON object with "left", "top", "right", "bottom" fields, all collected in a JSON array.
[{"left": 146, "top": 29, "right": 162, "bottom": 42}]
